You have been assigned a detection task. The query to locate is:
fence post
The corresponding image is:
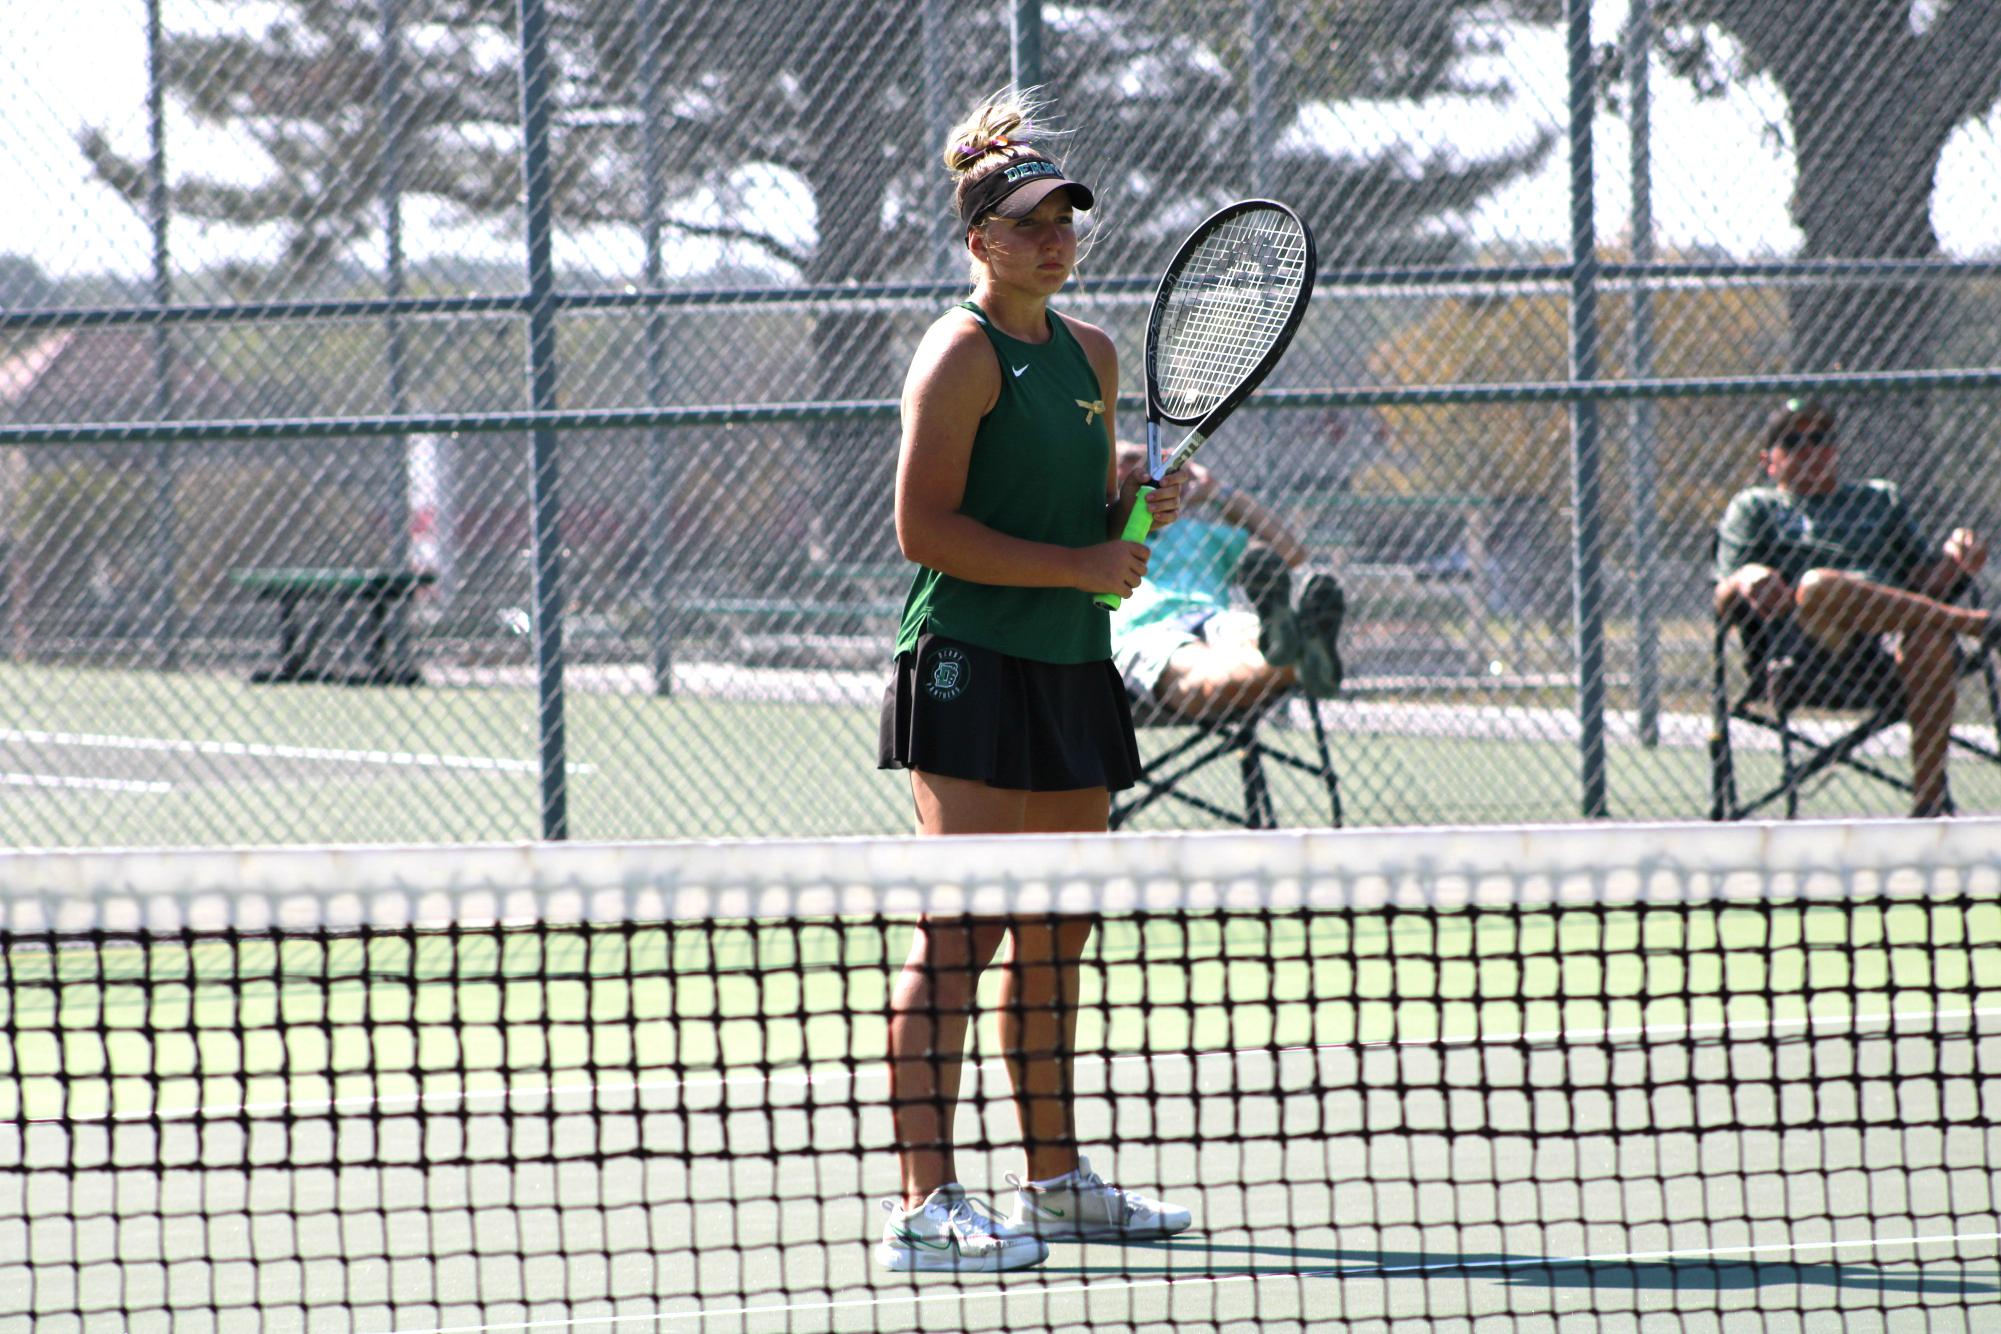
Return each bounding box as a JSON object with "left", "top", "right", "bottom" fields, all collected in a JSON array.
[
  {"left": 1567, "top": 0, "right": 1607, "bottom": 818},
  {"left": 1011, "top": 0, "right": 1041, "bottom": 91},
  {"left": 1627, "top": 0, "right": 1660, "bottom": 748},
  {"left": 145, "top": 0, "right": 180, "bottom": 670},
  {"left": 1248, "top": 0, "right": 1274, "bottom": 197},
  {"left": 641, "top": 0, "right": 674, "bottom": 697},
  {"left": 517, "top": 0, "right": 569, "bottom": 839},
  {"left": 924, "top": 0, "right": 955, "bottom": 274},
  {"left": 382, "top": 0, "right": 417, "bottom": 584}
]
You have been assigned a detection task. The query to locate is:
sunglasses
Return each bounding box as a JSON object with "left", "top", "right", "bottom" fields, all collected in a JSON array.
[{"left": 1776, "top": 430, "right": 1835, "bottom": 449}]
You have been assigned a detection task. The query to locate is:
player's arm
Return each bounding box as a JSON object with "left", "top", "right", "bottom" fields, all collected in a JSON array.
[
  {"left": 1212, "top": 487, "right": 1310, "bottom": 568},
  {"left": 1713, "top": 493, "right": 1790, "bottom": 618},
  {"left": 1912, "top": 527, "right": 1988, "bottom": 600},
  {"left": 896, "top": 314, "right": 1145, "bottom": 596}
]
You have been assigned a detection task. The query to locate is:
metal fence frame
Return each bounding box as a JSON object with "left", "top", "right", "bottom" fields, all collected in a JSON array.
[{"left": 5, "top": 0, "right": 2001, "bottom": 837}]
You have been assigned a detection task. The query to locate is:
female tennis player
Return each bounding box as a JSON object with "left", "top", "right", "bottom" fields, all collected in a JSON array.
[{"left": 874, "top": 90, "right": 1192, "bottom": 1273}]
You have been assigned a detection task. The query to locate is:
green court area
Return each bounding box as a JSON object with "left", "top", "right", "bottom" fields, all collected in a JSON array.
[
  {"left": 7, "top": 895, "right": 2000, "bottom": 1116},
  {"left": 8, "top": 659, "right": 2001, "bottom": 845},
  {"left": 6, "top": 894, "right": 2000, "bottom": 1329}
]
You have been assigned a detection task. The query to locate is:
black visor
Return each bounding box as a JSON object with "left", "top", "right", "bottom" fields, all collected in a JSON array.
[{"left": 959, "top": 153, "right": 1095, "bottom": 227}]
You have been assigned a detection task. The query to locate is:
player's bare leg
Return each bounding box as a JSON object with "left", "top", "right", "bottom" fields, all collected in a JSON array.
[
  {"left": 1793, "top": 569, "right": 1990, "bottom": 649},
  {"left": 992, "top": 790, "right": 1190, "bottom": 1241},
  {"left": 1156, "top": 642, "right": 1295, "bottom": 720},
  {"left": 1003, "top": 787, "right": 1108, "bottom": 1181},
  {"left": 1896, "top": 622, "right": 1958, "bottom": 817},
  {"left": 1794, "top": 571, "right": 1986, "bottom": 817},
  {"left": 890, "top": 772, "right": 1023, "bottom": 1205},
  {"left": 998, "top": 912, "right": 1093, "bottom": 1182},
  {"left": 887, "top": 913, "right": 1008, "bottom": 1206}
]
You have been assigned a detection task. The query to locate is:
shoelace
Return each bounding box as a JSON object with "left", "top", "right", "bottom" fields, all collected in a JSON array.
[
  {"left": 944, "top": 1192, "right": 1007, "bottom": 1236},
  {"left": 881, "top": 1191, "right": 1005, "bottom": 1237},
  {"left": 1081, "top": 1171, "right": 1147, "bottom": 1220}
]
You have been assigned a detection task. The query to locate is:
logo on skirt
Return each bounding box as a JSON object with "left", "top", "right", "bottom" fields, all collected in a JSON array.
[{"left": 925, "top": 646, "right": 969, "bottom": 702}]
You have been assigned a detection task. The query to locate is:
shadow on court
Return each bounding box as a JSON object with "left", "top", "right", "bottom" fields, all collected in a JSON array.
[{"left": 1038, "top": 1236, "right": 2001, "bottom": 1298}]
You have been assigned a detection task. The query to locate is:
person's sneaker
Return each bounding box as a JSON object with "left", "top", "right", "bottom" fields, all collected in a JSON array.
[
  {"left": 1236, "top": 545, "right": 1300, "bottom": 667},
  {"left": 1294, "top": 574, "right": 1345, "bottom": 699},
  {"left": 875, "top": 1185, "right": 1049, "bottom": 1273},
  {"left": 993, "top": 1157, "right": 1193, "bottom": 1241}
]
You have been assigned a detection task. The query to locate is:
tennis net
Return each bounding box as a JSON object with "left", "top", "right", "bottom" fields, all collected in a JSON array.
[{"left": 3, "top": 819, "right": 1999, "bottom": 1332}]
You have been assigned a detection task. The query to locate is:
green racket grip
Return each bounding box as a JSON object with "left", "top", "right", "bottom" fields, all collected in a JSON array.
[{"left": 1092, "top": 484, "right": 1158, "bottom": 611}]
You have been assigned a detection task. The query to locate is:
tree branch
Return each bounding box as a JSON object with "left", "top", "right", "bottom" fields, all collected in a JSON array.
[
  {"left": 1929, "top": 2, "right": 2001, "bottom": 126},
  {"left": 1663, "top": 0, "right": 1825, "bottom": 84},
  {"left": 662, "top": 219, "right": 809, "bottom": 272}
]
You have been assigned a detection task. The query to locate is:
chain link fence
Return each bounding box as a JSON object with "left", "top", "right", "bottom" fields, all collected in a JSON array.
[{"left": 4, "top": 0, "right": 2001, "bottom": 845}]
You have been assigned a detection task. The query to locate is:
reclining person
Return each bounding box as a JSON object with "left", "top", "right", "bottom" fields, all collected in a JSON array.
[
  {"left": 1111, "top": 443, "right": 1344, "bottom": 722},
  {"left": 1714, "top": 398, "right": 2001, "bottom": 817}
]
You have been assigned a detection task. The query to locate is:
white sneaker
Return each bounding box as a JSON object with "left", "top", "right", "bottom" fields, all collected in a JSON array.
[
  {"left": 994, "top": 1156, "right": 1193, "bottom": 1241},
  {"left": 875, "top": 1185, "right": 1050, "bottom": 1273}
]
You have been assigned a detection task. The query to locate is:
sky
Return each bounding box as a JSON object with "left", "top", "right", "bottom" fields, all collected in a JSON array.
[{"left": 4, "top": 1, "right": 2000, "bottom": 285}]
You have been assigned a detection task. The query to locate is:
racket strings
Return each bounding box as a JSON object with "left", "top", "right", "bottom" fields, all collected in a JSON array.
[
  {"left": 1167, "top": 239, "right": 1305, "bottom": 384},
  {"left": 1154, "top": 213, "right": 1310, "bottom": 419}
]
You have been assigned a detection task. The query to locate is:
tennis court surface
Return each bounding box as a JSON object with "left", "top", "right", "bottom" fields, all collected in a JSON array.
[{"left": 4, "top": 820, "right": 1999, "bottom": 1331}]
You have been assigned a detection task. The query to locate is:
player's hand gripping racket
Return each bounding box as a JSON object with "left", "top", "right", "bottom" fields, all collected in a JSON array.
[{"left": 1095, "top": 199, "right": 1316, "bottom": 610}]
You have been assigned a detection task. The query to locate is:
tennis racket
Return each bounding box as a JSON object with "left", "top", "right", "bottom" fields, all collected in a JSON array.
[{"left": 1095, "top": 198, "right": 1316, "bottom": 611}]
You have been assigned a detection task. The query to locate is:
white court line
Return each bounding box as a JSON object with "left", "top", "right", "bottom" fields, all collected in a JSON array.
[
  {"left": 385, "top": 1229, "right": 2001, "bottom": 1333},
  {"left": 0, "top": 726, "right": 594, "bottom": 775},
  {"left": 2, "top": 771, "right": 172, "bottom": 793},
  {"left": 37, "top": 1004, "right": 2001, "bottom": 1127}
]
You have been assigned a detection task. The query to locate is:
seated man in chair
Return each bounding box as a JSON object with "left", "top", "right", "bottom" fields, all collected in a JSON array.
[
  {"left": 1715, "top": 398, "right": 2001, "bottom": 817},
  {"left": 1111, "top": 443, "right": 1343, "bottom": 722}
]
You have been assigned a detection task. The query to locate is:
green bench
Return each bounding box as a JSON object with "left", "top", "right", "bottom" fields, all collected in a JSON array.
[{"left": 232, "top": 567, "right": 435, "bottom": 686}]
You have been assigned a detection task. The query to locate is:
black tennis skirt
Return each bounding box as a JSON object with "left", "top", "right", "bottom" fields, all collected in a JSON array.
[{"left": 878, "top": 633, "right": 1141, "bottom": 792}]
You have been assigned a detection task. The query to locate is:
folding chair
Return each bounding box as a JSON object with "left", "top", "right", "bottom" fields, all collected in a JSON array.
[
  {"left": 1708, "top": 596, "right": 2001, "bottom": 820},
  {"left": 1111, "top": 691, "right": 1341, "bottom": 830}
]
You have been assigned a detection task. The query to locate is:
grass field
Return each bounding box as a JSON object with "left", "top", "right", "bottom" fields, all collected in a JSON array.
[{"left": 7, "top": 658, "right": 2001, "bottom": 846}]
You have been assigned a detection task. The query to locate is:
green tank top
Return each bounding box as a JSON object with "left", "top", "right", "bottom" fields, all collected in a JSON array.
[{"left": 894, "top": 302, "right": 1113, "bottom": 664}]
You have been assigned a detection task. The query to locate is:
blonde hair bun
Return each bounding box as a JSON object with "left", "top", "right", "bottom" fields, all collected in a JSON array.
[{"left": 942, "top": 90, "right": 1044, "bottom": 174}]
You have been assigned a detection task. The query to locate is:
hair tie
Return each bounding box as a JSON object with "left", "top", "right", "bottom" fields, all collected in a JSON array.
[{"left": 956, "top": 135, "right": 1010, "bottom": 159}]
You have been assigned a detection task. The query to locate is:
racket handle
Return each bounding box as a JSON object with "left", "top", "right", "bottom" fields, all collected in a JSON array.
[{"left": 1093, "top": 485, "right": 1157, "bottom": 611}]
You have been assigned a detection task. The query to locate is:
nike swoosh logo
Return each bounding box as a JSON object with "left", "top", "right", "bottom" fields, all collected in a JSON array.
[
  {"left": 1011, "top": 364, "right": 1029, "bottom": 377},
  {"left": 895, "top": 1229, "right": 956, "bottom": 1250}
]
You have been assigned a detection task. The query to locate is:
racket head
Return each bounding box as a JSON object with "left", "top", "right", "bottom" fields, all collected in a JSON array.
[{"left": 1141, "top": 200, "right": 1317, "bottom": 441}]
